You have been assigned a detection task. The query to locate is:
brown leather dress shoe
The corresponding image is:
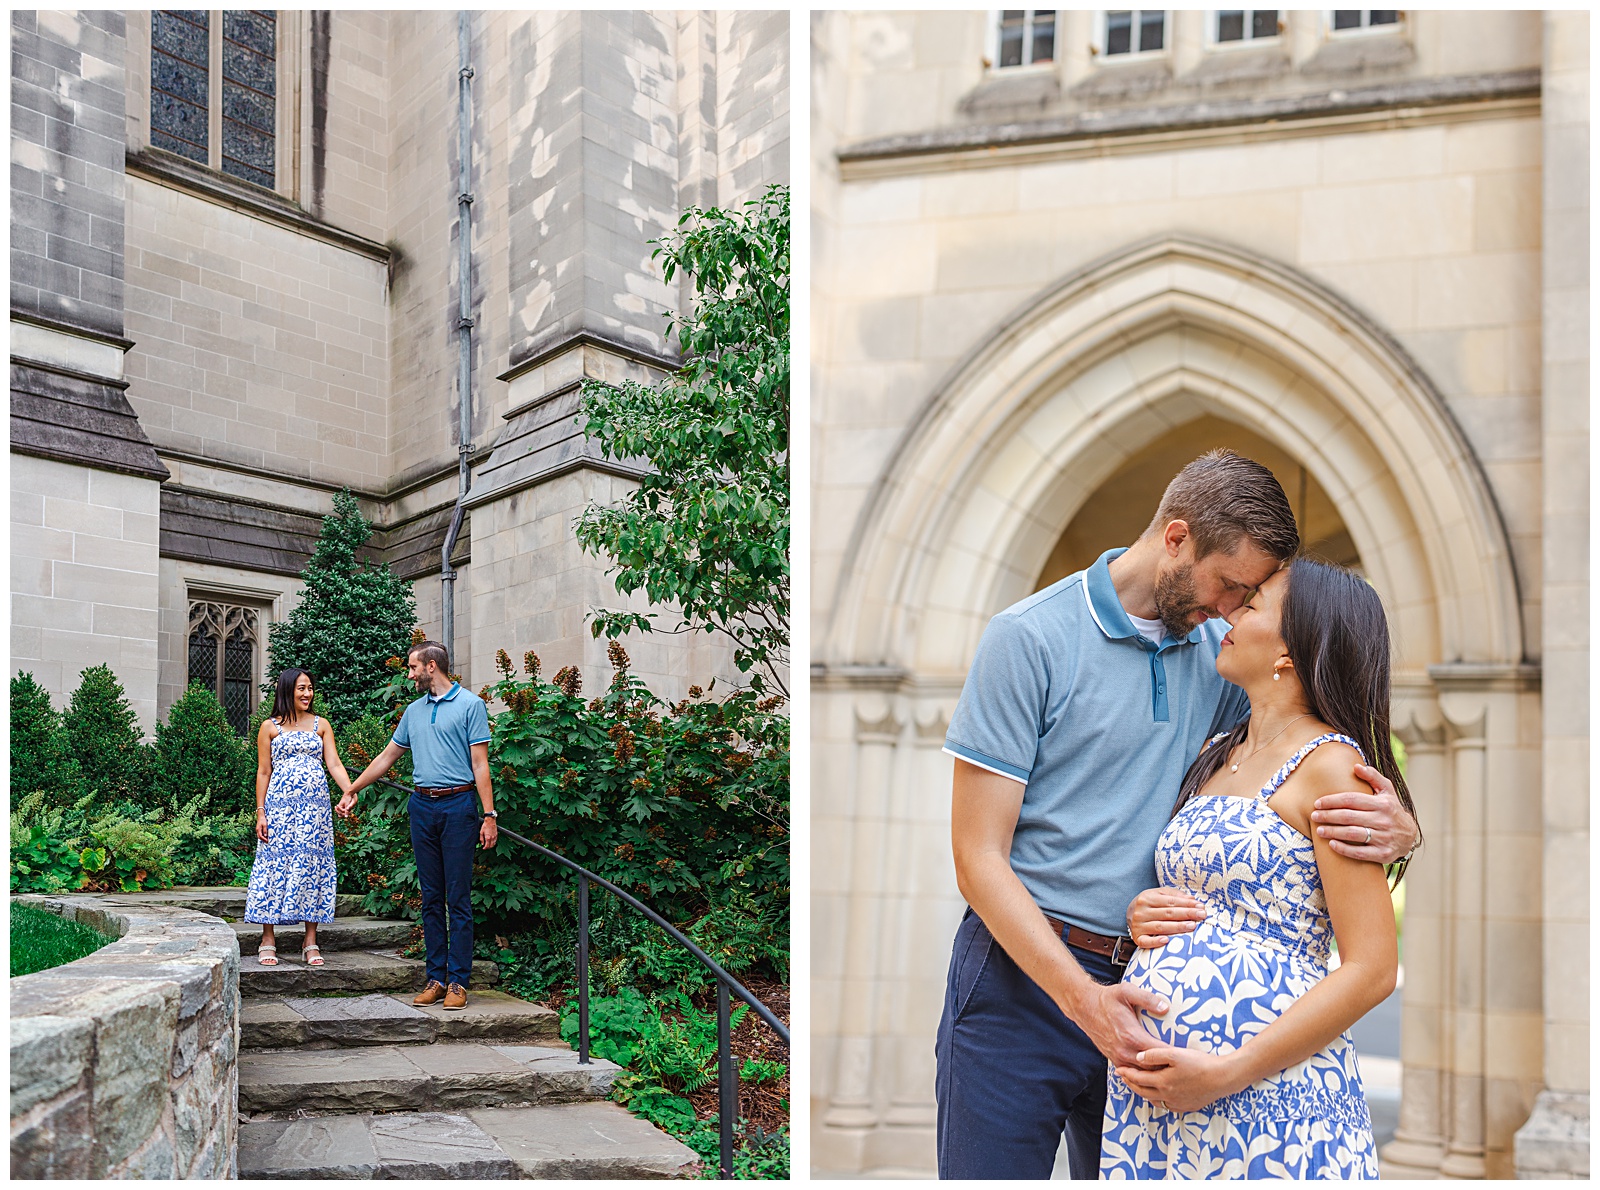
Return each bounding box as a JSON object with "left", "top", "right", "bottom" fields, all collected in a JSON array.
[
  {"left": 413, "top": 980, "right": 446, "bottom": 1006},
  {"left": 442, "top": 983, "right": 467, "bottom": 1010}
]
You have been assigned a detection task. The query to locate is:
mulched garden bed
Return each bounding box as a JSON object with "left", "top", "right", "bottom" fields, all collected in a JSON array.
[{"left": 687, "top": 974, "right": 790, "bottom": 1134}]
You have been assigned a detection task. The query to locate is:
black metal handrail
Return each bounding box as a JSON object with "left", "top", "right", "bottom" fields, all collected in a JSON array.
[{"left": 376, "top": 778, "right": 789, "bottom": 1178}]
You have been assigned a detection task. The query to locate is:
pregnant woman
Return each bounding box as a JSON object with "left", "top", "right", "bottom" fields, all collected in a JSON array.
[
  {"left": 244, "top": 669, "right": 353, "bottom": 967},
  {"left": 1101, "top": 557, "right": 1419, "bottom": 1179}
]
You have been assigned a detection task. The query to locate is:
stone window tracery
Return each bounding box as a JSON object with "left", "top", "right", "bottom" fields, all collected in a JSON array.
[{"left": 187, "top": 601, "right": 261, "bottom": 735}]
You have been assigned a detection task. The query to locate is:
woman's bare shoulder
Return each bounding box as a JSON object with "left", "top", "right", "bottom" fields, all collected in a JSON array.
[{"left": 1283, "top": 733, "right": 1367, "bottom": 799}]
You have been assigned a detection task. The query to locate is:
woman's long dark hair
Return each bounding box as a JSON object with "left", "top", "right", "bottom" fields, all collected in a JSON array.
[
  {"left": 270, "top": 668, "right": 312, "bottom": 725},
  {"left": 1172, "top": 557, "right": 1419, "bottom": 854}
]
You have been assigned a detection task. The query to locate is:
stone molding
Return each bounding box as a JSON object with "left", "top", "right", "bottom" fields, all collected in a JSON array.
[
  {"left": 1514, "top": 1090, "right": 1590, "bottom": 1179},
  {"left": 10, "top": 359, "right": 171, "bottom": 483},
  {"left": 158, "top": 485, "right": 470, "bottom": 581},
  {"left": 126, "top": 147, "right": 392, "bottom": 264},
  {"left": 837, "top": 69, "right": 1541, "bottom": 174},
  {"left": 10, "top": 893, "right": 241, "bottom": 1178}
]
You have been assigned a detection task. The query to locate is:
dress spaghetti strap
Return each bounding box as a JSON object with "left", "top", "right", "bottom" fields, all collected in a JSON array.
[{"left": 1259, "top": 732, "right": 1366, "bottom": 800}]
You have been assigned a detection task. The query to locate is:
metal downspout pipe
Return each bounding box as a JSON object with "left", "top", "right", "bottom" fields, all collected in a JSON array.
[{"left": 441, "top": 10, "right": 473, "bottom": 664}]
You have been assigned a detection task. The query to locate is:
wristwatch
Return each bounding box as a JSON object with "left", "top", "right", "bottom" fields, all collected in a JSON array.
[{"left": 482, "top": 810, "right": 498, "bottom": 819}]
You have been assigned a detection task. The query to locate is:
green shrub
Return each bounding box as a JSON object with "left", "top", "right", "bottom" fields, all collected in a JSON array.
[
  {"left": 10, "top": 672, "right": 80, "bottom": 803},
  {"left": 469, "top": 643, "right": 789, "bottom": 937},
  {"left": 264, "top": 490, "right": 419, "bottom": 726},
  {"left": 153, "top": 684, "right": 257, "bottom": 815},
  {"left": 168, "top": 798, "right": 258, "bottom": 886},
  {"left": 11, "top": 902, "right": 117, "bottom": 977},
  {"left": 62, "top": 664, "right": 150, "bottom": 810},
  {"left": 11, "top": 823, "right": 84, "bottom": 893}
]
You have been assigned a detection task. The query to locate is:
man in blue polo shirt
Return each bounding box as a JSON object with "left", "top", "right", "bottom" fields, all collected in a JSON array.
[
  {"left": 340, "top": 640, "right": 496, "bottom": 1011},
  {"left": 937, "top": 450, "right": 1420, "bottom": 1179}
]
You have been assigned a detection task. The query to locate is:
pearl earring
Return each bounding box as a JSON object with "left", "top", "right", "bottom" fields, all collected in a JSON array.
[{"left": 1272, "top": 671, "right": 1281, "bottom": 681}]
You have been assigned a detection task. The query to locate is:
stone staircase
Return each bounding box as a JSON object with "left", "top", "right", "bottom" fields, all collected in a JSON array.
[{"left": 103, "top": 888, "right": 700, "bottom": 1178}]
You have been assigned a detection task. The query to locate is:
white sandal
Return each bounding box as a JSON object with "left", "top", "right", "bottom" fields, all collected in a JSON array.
[
  {"left": 302, "top": 944, "right": 324, "bottom": 967},
  {"left": 258, "top": 944, "right": 278, "bottom": 966}
]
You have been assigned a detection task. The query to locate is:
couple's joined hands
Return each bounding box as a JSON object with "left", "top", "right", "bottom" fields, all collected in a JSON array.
[{"left": 331, "top": 789, "right": 498, "bottom": 849}]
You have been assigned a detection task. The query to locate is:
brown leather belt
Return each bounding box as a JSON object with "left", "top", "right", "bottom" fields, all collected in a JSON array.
[
  {"left": 415, "top": 782, "right": 476, "bottom": 797},
  {"left": 1045, "top": 915, "right": 1137, "bottom": 967}
]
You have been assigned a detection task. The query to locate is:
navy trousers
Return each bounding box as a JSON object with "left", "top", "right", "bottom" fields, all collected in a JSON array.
[
  {"left": 935, "top": 907, "right": 1124, "bottom": 1180},
  {"left": 409, "top": 790, "right": 478, "bottom": 987}
]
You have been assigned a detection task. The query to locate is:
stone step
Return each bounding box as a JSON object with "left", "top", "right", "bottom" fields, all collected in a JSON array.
[
  {"left": 243, "top": 989, "right": 559, "bottom": 1050},
  {"left": 238, "top": 1101, "right": 700, "bottom": 1179},
  {"left": 95, "top": 887, "right": 370, "bottom": 920},
  {"left": 239, "top": 949, "right": 498, "bottom": 996},
  {"left": 235, "top": 917, "right": 415, "bottom": 955},
  {"left": 237, "top": 1040, "right": 619, "bottom": 1118}
]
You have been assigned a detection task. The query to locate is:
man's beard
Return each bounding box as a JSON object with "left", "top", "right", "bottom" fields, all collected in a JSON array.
[
  {"left": 413, "top": 675, "right": 431, "bottom": 694},
  {"left": 1152, "top": 562, "right": 1204, "bottom": 640}
]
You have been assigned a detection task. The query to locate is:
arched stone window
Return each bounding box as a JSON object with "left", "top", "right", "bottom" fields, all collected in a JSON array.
[{"left": 187, "top": 600, "right": 261, "bottom": 734}]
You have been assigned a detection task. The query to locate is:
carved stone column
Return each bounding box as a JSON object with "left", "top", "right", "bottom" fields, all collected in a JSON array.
[
  {"left": 819, "top": 696, "right": 904, "bottom": 1167},
  {"left": 1382, "top": 682, "right": 1449, "bottom": 1178}
]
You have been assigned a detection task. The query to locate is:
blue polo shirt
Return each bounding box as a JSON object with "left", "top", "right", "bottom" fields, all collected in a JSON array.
[
  {"left": 943, "top": 548, "right": 1249, "bottom": 937},
  {"left": 392, "top": 682, "right": 492, "bottom": 788}
]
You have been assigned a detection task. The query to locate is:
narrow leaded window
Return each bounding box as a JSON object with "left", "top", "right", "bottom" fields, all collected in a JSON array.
[
  {"left": 151, "top": 11, "right": 210, "bottom": 163},
  {"left": 996, "top": 10, "right": 1057, "bottom": 68},
  {"left": 1217, "top": 10, "right": 1281, "bottom": 41},
  {"left": 150, "top": 11, "right": 277, "bottom": 190},
  {"left": 1332, "top": 10, "right": 1399, "bottom": 31},
  {"left": 187, "top": 601, "right": 261, "bottom": 735},
  {"left": 1105, "top": 10, "right": 1167, "bottom": 56},
  {"left": 221, "top": 11, "right": 276, "bottom": 188}
]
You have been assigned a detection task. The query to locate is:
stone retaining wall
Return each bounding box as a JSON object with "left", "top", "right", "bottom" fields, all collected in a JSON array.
[{"left": 10, "top": 894, "right": 240, "bottom": 1178}]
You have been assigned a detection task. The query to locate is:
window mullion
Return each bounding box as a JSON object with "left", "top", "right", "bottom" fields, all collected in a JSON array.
[{"left": 208, "top": 16, "right": 223, "bottom": 171}]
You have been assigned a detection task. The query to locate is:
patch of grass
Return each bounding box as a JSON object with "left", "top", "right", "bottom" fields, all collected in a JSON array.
[{"left": 11, "top": 901, "right": 117, "bottom": 977}]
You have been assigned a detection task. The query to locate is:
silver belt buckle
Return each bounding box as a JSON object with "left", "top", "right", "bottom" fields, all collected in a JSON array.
[{"left": 1110, "top": 935, "right": 1135, "bottom": 966}]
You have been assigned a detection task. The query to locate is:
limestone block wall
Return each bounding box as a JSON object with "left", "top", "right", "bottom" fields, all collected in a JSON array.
[
  {"left": 9, "top": 894, "right": 241, "bottom": 1178},
  {"left": 11, "top": 454, "right": 162, "bottom": 733},
  {"left": 1516, "top": 9, "right": 1590, "bottom": 1178},
  {"left": 122, "top": 177, "right": 391, "bottom": 489},
  {"left": 385, "top": 8, "right": 507, "bottom": 490},
  {"left": 507, "top": 10, "right": 682, "bottom": 370},
  {"left": 468, "top": 467, "right": 733, "bottom": 703},
  {"left": 10, "top": 9, "right": 127, "bottom": 339}
]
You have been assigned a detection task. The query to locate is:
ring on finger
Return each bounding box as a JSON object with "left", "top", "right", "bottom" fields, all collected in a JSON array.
[{"left": 1364, "top": 827, "right": 1372, "bottom": 845}]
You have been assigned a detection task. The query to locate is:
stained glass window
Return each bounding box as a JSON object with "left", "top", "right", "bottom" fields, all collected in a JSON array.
[
  {"left": 151, "top": 11, "right": 209, "bottom": 163},
  {"left": 151, "top": 11, "right": 277, "bottom": 189},
  {"left": 187, "top": 601, "right": 261, "bottom": 736},
  {"left": 222, "top": 11, "right": 276, "bottom": 188}
]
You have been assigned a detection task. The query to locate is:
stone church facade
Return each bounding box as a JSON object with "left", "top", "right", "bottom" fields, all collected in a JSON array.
[
  {"left": 812, "top": 10, "right": 1586, "bottom": 1179},
  {"left": 11, "top": 9, "right": 789, "bottom": 736}
]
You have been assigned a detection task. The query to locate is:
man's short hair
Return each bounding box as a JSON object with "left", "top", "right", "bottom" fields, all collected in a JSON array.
[
  {"left": 409, "top": 640, "right": 450, "bottom": 672},
  {"left": 1145, "top": 449, "right": 1299, "bottom": 561}
]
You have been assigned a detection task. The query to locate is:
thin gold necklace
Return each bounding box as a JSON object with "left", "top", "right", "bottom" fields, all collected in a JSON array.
[{"left": 1230, "top": 713, "right": 1312, "bottom": 773}]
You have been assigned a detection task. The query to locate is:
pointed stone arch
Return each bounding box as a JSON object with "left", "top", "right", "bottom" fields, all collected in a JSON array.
[
  {"left": 814, "top": 235, "right": 1543, "bottom": 1179},
  {"left": 824, "top": 234, "right": 1525, "bottom": 679}
]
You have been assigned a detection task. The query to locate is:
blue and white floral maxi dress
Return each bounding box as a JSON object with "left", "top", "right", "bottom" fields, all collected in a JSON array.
[
  {"left": 244, "top": 718, "right": 337, "bottom": 925},
  {"left": 1101, "top": 733, "right": 1379, "bottom": 1180}
]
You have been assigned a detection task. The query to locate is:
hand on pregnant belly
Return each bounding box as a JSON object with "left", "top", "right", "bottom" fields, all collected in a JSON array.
[{"left": 1113, "top": 1040, "right": 1243, "bottom": 1115}]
